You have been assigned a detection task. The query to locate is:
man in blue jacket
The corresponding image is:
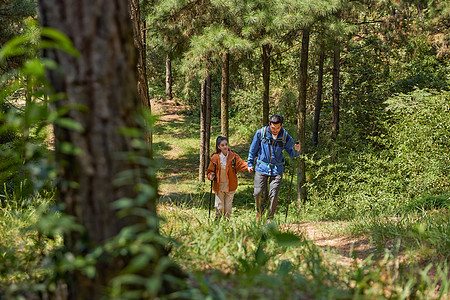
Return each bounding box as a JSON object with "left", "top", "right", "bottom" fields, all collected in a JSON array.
[{"left": 247, "top": 114, "right": 301, "bottom": 220}]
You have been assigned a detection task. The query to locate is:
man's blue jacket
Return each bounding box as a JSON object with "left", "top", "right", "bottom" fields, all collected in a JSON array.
[{"left": 247, "top": 126, "right": 300, "bottom": 176}]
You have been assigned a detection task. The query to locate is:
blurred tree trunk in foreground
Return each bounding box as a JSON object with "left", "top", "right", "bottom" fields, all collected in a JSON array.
[{"left": 38, "top": 0, "right": 180, "bottom": 298}]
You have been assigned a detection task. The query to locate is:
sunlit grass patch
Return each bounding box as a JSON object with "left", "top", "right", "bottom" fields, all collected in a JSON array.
[
  {"left": 344, "top": 210, "right": 450, "bottom": 261},
  {"left": 0, "top": 190, "right": 57, "bottom": 294}
]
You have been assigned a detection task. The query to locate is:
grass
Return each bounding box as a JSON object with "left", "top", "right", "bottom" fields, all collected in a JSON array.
[
  {"left": 153, "top": 98, "right": 450, "bottom": 299},
  {"left": 159, "top": 204, "right": 449, "bottom": 299},
  {"left": 343, "top": 211, "right": 450, "bottom": 259},
  {"left": 0, "top": 188, "right": 57, "bottom": 297},
  {"left": 159, "top": 205, "right": 352, "bottom": 299}
]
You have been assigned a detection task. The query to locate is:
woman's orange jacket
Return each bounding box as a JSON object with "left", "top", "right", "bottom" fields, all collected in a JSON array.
[{"left": 206, "top": 150, "right": 248, "bottom": 193}]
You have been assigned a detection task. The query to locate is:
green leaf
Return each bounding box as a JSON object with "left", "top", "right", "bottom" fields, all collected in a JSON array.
[
  {"left": 55, "top": 118, "right": 84, "bottom": 132},
  {"left": 112, "top": 198, "right": 136, "bottom": 210},
  {"left": 0, "top": 35, "right": 28, "bottom": 60},
  {"left": 22, "top": 59, "right": 45, "bottom": 77},
  {"left": 118, "top": 126, "right": 142, "bottom": 138},
  {"left": 274, "top": 232, "right": 303, "bottom": 247},
  {"left": 57, "top": 141, "right": 83, "bottom": 155},
  {"left": 112, "top": 274, "right": 147, "bottom": 286},
  {"left": 255, "top": 244, "right": 269, "bottom": 266},
  {"left": 40, "top": 27, "right": 80, "bottom": 57},
  {"left": 123, "top": 253, "right": 153, "bottom": 274}
]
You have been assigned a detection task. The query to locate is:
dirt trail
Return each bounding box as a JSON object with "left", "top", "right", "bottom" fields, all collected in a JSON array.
[
  {"left": 282, "top": 222, "right": 377, "bottom": 265},
  {"left": 152, "top": 98, "right": 377, "bottom": 266},
  {"left": 152, "top": 98, "right": 187, "bottom": 122}
]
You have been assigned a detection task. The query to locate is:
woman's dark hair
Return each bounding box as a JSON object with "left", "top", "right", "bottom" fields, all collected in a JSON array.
[
  {"left": 215, "top": 136, "right": 228, "bottom": 154},
  {"left": 269, "top": 114, "right": 284, "bottom": 125}
]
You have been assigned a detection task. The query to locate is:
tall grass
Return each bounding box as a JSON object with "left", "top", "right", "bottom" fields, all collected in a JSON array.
[
  {"left": 159, "top": 204, "right": 449, "bottom": 299},
  {"left": 0, "top": 187, "right": 57, "bottom": 297}
]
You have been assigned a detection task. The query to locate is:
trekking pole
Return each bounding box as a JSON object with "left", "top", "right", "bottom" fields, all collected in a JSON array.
[
  {"left": 208, "top": 173, "right": 215, "bottom": 219},
  {"left": 285, "top": 142, "right": 299, "bottom": 223},
  {"left": 208, "top": 178, "right": 213, "bottom": 219}
]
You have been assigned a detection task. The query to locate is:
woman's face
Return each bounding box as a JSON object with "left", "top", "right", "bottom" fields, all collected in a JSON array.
[{"left": 218, "top": 140, "right": 229, "bottom": 154}]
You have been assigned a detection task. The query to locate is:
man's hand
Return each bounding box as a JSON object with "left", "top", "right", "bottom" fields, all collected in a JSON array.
[
  {"left": 248, "top": 166, "right": 254, "bottom": 173},
  {"left": 294, "top": 143, "right": 301, "bottom": 152}
]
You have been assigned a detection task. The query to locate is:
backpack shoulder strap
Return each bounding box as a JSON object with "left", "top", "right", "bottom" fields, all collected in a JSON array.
[
  {"left": 282, "top": 129, "right": 288, "bottom": 147},
  {"left": 260, "top": 126, "right": 266, "bottom": 139},
  {"left": 231, "top": 157, "right": 236, "bottom": 174}
]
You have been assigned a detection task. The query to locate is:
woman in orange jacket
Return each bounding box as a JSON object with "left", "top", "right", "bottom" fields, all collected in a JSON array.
[{"left": 207, "top": 136, "right": 250, "bottom": 219}]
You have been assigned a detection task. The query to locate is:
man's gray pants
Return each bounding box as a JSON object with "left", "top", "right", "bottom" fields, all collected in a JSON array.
[{"left": 253, "top": 171, "right": 283, "bottom": 218}]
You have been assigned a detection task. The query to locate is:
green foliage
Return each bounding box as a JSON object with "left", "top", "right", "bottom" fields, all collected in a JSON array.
[
  {"left": 0, "top": 0, "right": 37, "bottom": 73},
  {"left": 183, "top": 24, "right": 251, "bottom": 79},
  {"left": 383, "top": 89, "right": 450, "bottom": 195},
  {"left": 229, "top": 87, "right": 262, "bottom": 137},
  {"left": 406, "top": 193, "right": 450, "bottom": 212},
  {"left": 0, "top": 25, "right": 55, "bottom": 197}
]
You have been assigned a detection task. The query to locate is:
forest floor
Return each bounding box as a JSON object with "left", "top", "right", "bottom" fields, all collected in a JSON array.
[{"left": 151, "top": 98, "right": 382, "bottom": 267}]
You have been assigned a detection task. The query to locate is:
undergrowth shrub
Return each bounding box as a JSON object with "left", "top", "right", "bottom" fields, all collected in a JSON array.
[
  {"left": 406, "top": 192, "right": 450, "bottom": 212},
  {"left": 301, "top": 89, "right": 450, "bottom": 221}
]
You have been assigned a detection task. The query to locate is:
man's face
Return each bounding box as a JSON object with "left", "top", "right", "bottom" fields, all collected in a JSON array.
[{"left": 269, "top": 122, "right": 282, "bottom": 136}]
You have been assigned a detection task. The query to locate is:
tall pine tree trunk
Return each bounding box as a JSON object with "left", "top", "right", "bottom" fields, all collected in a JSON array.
[
  {"left": 262, "top": 44, "right": 271, "bottom": 125},
  {"left": 199, "top": 79, "right": 207, "bottom": 182},
  {"left": 205, "top": 72, "right": 212, "bottom": 163},
  {"left": 297, "top": 28, "right": 309, "bottom": 205},
  {"left": 165, "top": 52, "right": 173, "bottom": 99},
  {"left": 331, "top": 47, "right": 340, "bottom": 142},
  {"left": 221, "top": 52, "right": 230, "bottom": 138},
  {"left": 312, "top": 52, "right": 325, "bottom": 147},
  {"left": 38, "top": 0, "right": 179, "bottom": 298},
  {"left": 130, "top": 0, "right": 152, "bottom": 151}
]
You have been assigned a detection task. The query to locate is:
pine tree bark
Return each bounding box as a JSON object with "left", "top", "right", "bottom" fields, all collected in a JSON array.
[
  {"left": 312, "top": 52, "right": 325, "bottom": 147},
  {"left": 199, "top": 79, "right": 207, "bottom": 182},
  {"left": 205, "top": 72, "right": 212, "bottom": 164},
  {"left": 297, "top": 28, "right": 309, "bottom": 205},
  {"left": 262, "top": 44, "right": 271, "bottom": 126},
  {"left": 220, "top": 52, "right": 230, "bottom": 138},
  {"left": 165, "top": 52, "right": 173, "bottom": 99},
  {"left": 38, "top": 0, "right": 180, "bottom": 298},
  {"left": 129, "top": 0, "right": 152, "bottom": 152},
  {"left": 331, "top": 47, "right": 340, "bottom": 141}
]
